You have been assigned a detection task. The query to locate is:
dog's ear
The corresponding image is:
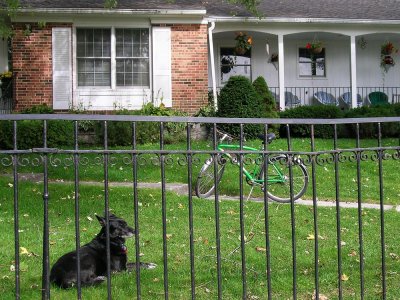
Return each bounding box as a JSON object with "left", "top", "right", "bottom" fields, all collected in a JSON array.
[{"left": 96, "top": 215, "right": 106, "bottom": 227}]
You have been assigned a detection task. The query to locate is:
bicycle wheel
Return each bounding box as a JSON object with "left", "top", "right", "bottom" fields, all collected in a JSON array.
[
  {"left": 195, "top": 154, "right": 226, "bottom": 198},
  {"left": 259, "top": 155, "right": 308, "bottom": 203}
]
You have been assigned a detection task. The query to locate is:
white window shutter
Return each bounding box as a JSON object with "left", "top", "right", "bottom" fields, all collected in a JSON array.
[
  {"left": 152, "top": 27, "right": 172, "bottom": 107},
  {"left": 52, "top": 28, "right": 72, "bottom": 110}
]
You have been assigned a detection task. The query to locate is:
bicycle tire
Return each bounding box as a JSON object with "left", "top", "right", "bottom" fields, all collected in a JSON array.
[
  {"left": 195, "top": 155, "right": 226, "bottom": 198},
  {"left": 259, "top": 155, "right": 308, "bottom": 203}
]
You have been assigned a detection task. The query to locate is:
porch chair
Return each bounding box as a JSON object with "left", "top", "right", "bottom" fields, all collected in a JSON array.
[
  {"left": 313, "top": 91, "right": 339, "bottom": 106},
  {"left": 284, "top": 91, "right": 301, "bottom": 108},
  {"left": 366, "top": 91, "right": 389, "bottom": 106},
  {"left": 339, "top": 92, "right": 363, "bottom": 109}
]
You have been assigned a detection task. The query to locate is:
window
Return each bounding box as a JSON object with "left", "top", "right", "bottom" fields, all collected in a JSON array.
[
  {"left": 298, "top": 48, "right": 325, "bottom": 77},
  {"left": 77, "top": 28, "right": 111, "bottom": 86},
  {"left": 116, "top": 29, "right": 149, "bottom": 87},
  {"left": 220, "top": 47, "right": 251, "bottom": 83},
  {"left": 76, "top": 28, "right": 150, "bottom": 87}
]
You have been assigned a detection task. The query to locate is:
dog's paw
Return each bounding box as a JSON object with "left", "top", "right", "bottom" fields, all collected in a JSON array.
[
  {"left": 141, "top": 262, "right": 157, "bottom": 270},
  {"left": 93, "top": 276, "right": 107, "bottom": 284}
]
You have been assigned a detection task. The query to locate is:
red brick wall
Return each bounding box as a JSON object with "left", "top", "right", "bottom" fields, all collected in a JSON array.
[
  {"left": 11, "top": 23, "right": 70, "bottom": 111},
  {"left": 171, "top": 24, "right": 209, "bottom": 114},
  {"left": 12, "top": 22, "right": 208, "bottom": 114}
]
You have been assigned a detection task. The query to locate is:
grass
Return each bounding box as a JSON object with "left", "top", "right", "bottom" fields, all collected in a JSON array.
[
  {"left": 1, "top": 137, "right": 400, "bottom": 299},
  {"left": 1, "top": 137, "right": 399, "bottom": 204},
  {"left": 1, "top": 178, "right": 400, "bottom": 299}
]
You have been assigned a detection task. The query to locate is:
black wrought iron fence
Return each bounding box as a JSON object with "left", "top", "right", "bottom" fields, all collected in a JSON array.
[{"left": 0, "top": 114, "right": 400, "bottom": 300}]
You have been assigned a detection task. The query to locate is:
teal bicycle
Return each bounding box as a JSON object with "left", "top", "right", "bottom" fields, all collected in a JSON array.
[{"left": 195, "top": 130, "right": 309, "bottom": 203}]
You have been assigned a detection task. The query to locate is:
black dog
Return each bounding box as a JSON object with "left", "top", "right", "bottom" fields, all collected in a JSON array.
[{"left": 50, "top": 213, "right": 154, "bottom": 288}]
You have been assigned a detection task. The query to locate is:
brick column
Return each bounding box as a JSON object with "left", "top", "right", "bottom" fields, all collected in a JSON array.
[{"left": 171, "top": 24, "right": 208, "bottom": 114}]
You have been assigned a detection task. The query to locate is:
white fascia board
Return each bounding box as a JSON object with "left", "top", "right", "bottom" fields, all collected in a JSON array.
[
  {"left": 13, "top": 8, "right": 206, "bottom": 17},
  {"left": 12, "top": 9, "right": 206, "bottom": 23},
  {"left": 206, "top": 16, "right": 400, "bottom": 25}
]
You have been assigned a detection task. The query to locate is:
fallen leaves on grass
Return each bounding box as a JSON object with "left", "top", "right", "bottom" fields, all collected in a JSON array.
[
  {"left": 255, "top": 246, "right": 267, "bottom": 253},
  {"left": 341, "top": 274, "right": 349, "bottom": 281}
]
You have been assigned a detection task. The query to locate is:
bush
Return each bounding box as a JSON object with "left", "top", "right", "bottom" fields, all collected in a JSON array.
[
  {"left": 217, "top": 76, "right": 266, "bottom": 138},
  {"left": 279, "top": 105, "right": 344, "bottom": 138},
  {"left": 0, "top": 104, "right": 74, "bottom": 150},
  {"left": 95, "top": 103, "right": 188, "bottom": 146},
  {"left": 343, "top": 104, "right": 399, "bottom": 138},
  {"left": 252, "top": 76, "right": 279, "bottom": 132}
]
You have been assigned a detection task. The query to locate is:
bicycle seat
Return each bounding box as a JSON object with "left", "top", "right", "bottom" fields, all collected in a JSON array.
[{"left": 257, "top": 133, "right": 276, "bottom": 144}]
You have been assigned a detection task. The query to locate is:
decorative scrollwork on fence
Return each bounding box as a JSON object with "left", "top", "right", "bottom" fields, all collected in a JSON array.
[{"left": 1, "top": 148, "right": 400, "bottom": 168}]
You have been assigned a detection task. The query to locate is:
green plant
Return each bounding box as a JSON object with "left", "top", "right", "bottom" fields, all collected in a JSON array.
[
  {"left": 343, "top": 104, "right": 400, "bottom": 138},
  {"left": 380, "top": 41, "right": 398, "bottom": 71},
  {"left": 95, "top": 103, "right": 188, "bottom": 146},
  {"left": 234, "top": 32, "right": 252, "bottom": 54},
  {"left": 306, "top": 39, "right": 323, "bottom": 52},
  {"left": 252, "top": 76, "right": 279, "bottom": 133},
  {"left": 217, "top": 76, "right": 266, "bottom": 138},
  {"left": 279, "top": 105, "right": 344, "bottom": 138}
]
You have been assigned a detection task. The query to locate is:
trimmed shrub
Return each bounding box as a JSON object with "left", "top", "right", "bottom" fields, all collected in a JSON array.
[
  {"left": 0, "top": 104, "right": 74, "bottom": 149},
  {"left": 343, "top": 104, "right": 399, "bottom": 138},
  {"left": 279, "top": 105, "right": 344, "bottom": 138},
  {"left": 217, "top": 76, "right": 266, "bottom": 138},
  {"left": 252, "top": 76, "right": 279, "bottom": 132}
]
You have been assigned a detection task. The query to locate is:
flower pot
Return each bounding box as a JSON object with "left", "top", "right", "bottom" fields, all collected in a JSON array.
[
  {"left": 312, "top": 47, "right": 323, "bottom": 54},
  {"left": 383, "top": 55, "right": 394, "bottom": 65},
  {"left": 235, "top": 47, "right": 247, "bottom": 55}
]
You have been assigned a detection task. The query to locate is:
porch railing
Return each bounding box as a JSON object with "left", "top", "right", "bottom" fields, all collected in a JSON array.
[{"left": 274, "top": 87, "right": 400, "bottom": 107}]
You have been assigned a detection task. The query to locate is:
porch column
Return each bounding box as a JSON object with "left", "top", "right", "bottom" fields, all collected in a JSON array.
[
  {"left": 278, "top": 34, "right": 285, "bottom": 110},
  {"left": 350, "top": 35, "right": 358, "bottom": 108}
]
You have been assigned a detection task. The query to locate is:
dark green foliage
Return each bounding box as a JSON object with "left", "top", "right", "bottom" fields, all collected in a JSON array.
[
  {"left": 0, "top": 104, "right": 74, "bottom": 149},
  {"left": 217, "top": 76, "right": 266, "bottom": 138},
  {"left": 252, "top": 76, "right": 279, "bottom": 132},
  {"left": 95, "top": 103, "right": 188, "bottom": 146},
  {"left": 279, "top": 105, "right": 344, "bottom": 138},
  {"left": 343, "top": 104, "right": 400, "bottom": 138},
  {"left": 279, "top": 103, "right": 400, "bottom": 138}
]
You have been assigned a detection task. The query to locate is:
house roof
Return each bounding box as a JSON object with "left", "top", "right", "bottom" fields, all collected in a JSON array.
[{"left": 15, "top": 0, "right": 400, "bottom": 21}]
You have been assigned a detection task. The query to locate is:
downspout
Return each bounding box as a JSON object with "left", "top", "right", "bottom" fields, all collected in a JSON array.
[{"left": 208, "top": 22, "right": 217, "bottom": 110}]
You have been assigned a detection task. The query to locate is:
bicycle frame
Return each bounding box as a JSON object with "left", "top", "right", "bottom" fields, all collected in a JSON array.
[{"left": 216, "top": 144, "right": 287, "bottom": 186}]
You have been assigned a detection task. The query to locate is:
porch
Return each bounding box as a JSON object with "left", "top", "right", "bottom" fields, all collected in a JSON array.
[
  {"left": 209, "top": 26, "right": 400, "bottom": 110},
  {"left": 0, "top": 79, "right": 13, "bottom": 114}
]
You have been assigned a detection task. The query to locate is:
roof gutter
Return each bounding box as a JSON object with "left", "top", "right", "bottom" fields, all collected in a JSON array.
[
  {"left": 206, "top": 16, "right": 400, "bottom": 25},
  {"left": 15, "top": 8, "right": 207, "bottom": 16},
  {"left": 208, "top": 22, "right": 217, "bottom": 110}
]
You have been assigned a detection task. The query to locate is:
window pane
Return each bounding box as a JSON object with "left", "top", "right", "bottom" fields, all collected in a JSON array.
[
  {"left": 220, "top": 47, "right": 251, "bottom": 83},
  {"left": 298, "top": 47, "right": 325, "bottom": 77},
  {"left": 115, "top": 28, "right": 149, "bottom": 87},
  {"left": 77, "top": 28, "right": 111, "bottom": 86}
]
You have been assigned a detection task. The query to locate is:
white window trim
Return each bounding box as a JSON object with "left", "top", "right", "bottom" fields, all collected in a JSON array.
[
  {"left": 71, "top": 25, "right": 153, "bottom": 110},
  {"left": 296, "top": 45, "right": 328, "bottom": 80},
  {"left": 73, "top": 26, "right": 151, "bottom": 90}
]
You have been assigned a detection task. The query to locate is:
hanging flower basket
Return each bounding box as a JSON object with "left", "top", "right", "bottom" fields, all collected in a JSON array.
[
  {"left": 234, "top": 47, "right": 247, "bottom": 55},
  {"left": 381, "top": 41, "right": 397, "bottom": 56},
  {"left": 383, "top": 55, "right": 394, "bottom": 65},
  {"left": 306, "top": 40, "right": 323, "bottom": 54},
  {"left": 234, "top": 32, "right": 252, "bottom": 55},
  {"left": 380, "top": 41, "right": 398, "bottom": 72}
]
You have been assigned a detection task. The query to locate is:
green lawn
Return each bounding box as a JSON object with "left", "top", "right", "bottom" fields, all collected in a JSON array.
[
  {"left": 0, "top": 178, "right": 400, "bottom": 299},
  {"left": 0, "top": 137, "right": 399, "bottom": 299},
  {"left": 1, "top": 137, "right": 398, "bottom": 204}
]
